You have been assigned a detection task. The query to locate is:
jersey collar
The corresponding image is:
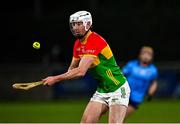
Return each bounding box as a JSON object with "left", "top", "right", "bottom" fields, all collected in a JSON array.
[{"left": 80, "top": 31, "right": 92, "bottom": 45}]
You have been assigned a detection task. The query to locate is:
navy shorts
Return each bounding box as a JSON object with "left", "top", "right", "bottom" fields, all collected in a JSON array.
[{"left": 129, "top": 99, "right": 141, "bottom": 109}]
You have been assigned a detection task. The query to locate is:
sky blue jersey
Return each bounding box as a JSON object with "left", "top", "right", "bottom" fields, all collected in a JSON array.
[{"left": 122, "top": 60, "right": 158, "bottom": 103}]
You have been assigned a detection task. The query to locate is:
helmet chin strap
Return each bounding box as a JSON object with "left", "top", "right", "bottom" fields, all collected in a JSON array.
[{"left": 84, "top": 21, "right": 89, "bottom": 31}]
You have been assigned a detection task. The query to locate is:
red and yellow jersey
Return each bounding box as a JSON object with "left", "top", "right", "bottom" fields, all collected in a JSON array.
[{"left": 73, "top": 31, "right": 126, "bottom": 93}]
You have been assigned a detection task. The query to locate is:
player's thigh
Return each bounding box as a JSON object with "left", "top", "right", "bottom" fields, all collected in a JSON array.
[
  {"left": 81, "top": 101, "right": 108, "bottom": 123},
  {"left": 109, "top": 105, "right": 127, "bottom": 123}
]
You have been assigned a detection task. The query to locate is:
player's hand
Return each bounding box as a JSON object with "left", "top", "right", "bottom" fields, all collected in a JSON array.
[
  {"left": 147, "top": 95, "right": 153, "bottom": 102},
  {"left": 42, "top": 76, "right": 58, "bottom": 86}
]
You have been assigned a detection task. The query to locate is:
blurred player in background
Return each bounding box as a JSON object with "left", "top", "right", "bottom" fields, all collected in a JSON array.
[
  {"left": 122, "top": 46, "right": 158, "bottom": 117},
  {"left": 42, "top": 11, "right": 130, "bottom": 123}
]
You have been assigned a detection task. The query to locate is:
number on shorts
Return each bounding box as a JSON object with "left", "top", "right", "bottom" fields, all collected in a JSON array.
[{"left": 121, "top": 87, "right": 126, "bottom": 98}]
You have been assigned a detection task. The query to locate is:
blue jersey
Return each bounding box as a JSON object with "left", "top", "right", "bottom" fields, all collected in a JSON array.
[{"left": 122, "top": 60, "right": 158, "bottom": 103}]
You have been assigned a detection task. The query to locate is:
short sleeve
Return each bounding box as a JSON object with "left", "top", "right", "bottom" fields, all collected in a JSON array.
[
  {"left": 73, "top": 40, "right": 80, "bottom": 59},
  {"left": 84, "top": 34, "right": 107, "bottom": 57},
  {"left": 122, "top": 61, "right": 133, "bottom": 76}
]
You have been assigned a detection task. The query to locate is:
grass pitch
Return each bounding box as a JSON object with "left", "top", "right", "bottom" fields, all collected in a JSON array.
[{"left": 0, "top": 99, "right": 180, "bottom": 123}]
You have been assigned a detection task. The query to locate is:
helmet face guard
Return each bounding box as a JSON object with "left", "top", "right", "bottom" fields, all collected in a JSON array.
[{"left": 69, "top": 11, "right": 92, "bottom": 39}]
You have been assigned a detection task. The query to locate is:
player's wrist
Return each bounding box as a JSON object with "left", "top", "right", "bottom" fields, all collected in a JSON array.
[{"left": 54, "top": 75, "right": 63, "bottom": 82}]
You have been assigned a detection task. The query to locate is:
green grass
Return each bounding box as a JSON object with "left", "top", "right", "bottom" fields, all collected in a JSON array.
[{"left": 0, "top": 99, "right": 180, "bottom": 123}]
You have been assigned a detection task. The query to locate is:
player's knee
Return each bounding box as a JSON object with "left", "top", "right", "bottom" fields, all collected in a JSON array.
[{"left": 109, "top": 116, "right": 124, "bottom": 123}]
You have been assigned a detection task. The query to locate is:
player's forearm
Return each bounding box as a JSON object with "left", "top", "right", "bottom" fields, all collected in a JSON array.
[
  {"left": 55, "top": 67, "right": 86, "bottom": 81},
  {"left": 148, "top": 81, "right": 157, "bottom": 96}
]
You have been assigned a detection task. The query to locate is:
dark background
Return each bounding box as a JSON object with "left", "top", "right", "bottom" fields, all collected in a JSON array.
[
  {"left": 0, "top": 0, "right": 179, "bottom": 64},
  {"left": 0, "top": 1, "right": 180, "bottom": 123}
]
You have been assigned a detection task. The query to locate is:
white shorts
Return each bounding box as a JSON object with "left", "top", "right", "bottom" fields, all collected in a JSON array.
[{"left": 90, "top": 81, "right": 131, "bottom": 107}]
